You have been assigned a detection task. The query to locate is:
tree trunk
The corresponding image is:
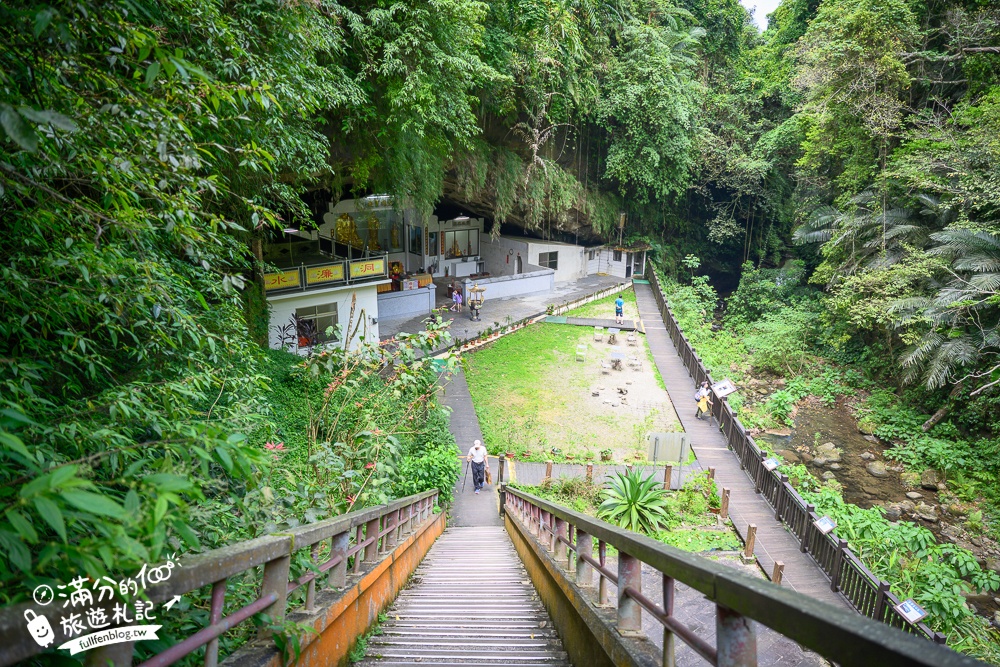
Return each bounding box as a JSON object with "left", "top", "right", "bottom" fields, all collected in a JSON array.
[{"left": 921, "top": 382, "right": 964, "bottom": 432}]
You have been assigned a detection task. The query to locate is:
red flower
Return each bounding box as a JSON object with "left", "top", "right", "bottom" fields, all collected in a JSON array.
[{"left": 365, "top": 461, "right": 376, "bottom": 469}]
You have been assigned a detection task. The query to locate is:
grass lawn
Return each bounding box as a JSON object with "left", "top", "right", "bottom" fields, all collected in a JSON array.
[
  {"left": 564, "top": 286, "right": 640, "bottom": 322},
  {"left": 464, "top": 321, "right": 680, "bottom": 463}
]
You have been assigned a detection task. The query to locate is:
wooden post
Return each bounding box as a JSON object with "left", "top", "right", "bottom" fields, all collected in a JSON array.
[
  {"left": 802, "top": 504, "right": 815, "bottom": 553},
  {"left": 663, "top": 464, "right": 673, "bottom": 490},
  {"left": 364, "top": 517, "right": 380, "bottom": 562},
  {"left": 771, "top": 562, "right": 784, "bottom": 586},
  {"left": 743, "top": 524, "right": 757, "bottom": 563},
  {"left": 545, "top": 459, "right": 553, "bottom": 481},
  {"left": 708, "top": 466, "right": 716, "bottom": 480},
  {"left": 830, "top": 539, "right": 848, "bottom": 592},
  {"left": 720, "top": 488, "right": 730, "bottom": 520},
  {"left": 663, "top": 575, "right": 676, "bottom": 667},
  {"left": 329, "top": 531, "right": 349, "bottom": 589},
  {"left": 599, "top": 541, "right": 612, "bottom": 606},
  {"left": 717, "top": 605, "right": 757, "bottom": 666},
  {"left": 873, "top": 581, "right": 891, "bottom": 620},
  {"left": 576, "top": 530, "right": 594, "bottom": 587},
  {"left": 258, "top": 552, "right": 291, "bottom": 636},
  {"left": 586, "top": 462, "right": 594, "bottom": 482},
  {"left": 554, "top": 517, "right": 568, "bottom": 562}
]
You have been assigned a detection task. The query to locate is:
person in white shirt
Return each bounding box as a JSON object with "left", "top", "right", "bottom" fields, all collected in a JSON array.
[{"left": 467, "top": 440, "right": 489, "bottom": 494}]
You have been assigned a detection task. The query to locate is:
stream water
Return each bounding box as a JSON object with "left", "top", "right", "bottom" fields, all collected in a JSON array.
[{"left": 756, "top": 398, "right": 909, "bottom": 509}]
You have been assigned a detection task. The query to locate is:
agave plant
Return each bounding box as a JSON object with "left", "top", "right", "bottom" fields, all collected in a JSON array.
[{"left": 597, "top": 468, "right": 673, "bottom": 534}]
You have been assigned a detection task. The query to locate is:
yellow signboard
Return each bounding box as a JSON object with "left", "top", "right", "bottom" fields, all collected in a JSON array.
[
  {"left": 305, "top": 263, "right": 345, "bottom": 285},
  {"left": 263, "top": 270, "right": 300, "bottom": 291},
  {"left": 349, "top": 258, "right": 385, "bottom": 278}
]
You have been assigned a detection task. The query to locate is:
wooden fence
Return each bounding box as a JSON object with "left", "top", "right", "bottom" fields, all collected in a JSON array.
[{"left": 645, "top": 267, "right": 945, "bottom": 643}]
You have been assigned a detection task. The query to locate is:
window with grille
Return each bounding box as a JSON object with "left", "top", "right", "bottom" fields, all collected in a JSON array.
[
  {"left": 296, "top": 303, "right": 339, "bottom": 344},
  {"left": 538, "top": 251, "right": 559, "bottom": 269},
  {"left": 613, "top": 250, "right": 622, "bottom": 262}
]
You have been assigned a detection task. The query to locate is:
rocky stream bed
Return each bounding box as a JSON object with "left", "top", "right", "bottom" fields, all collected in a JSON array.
[{"left": 756, "top": 397, "right": 1000, "bottom": 629}]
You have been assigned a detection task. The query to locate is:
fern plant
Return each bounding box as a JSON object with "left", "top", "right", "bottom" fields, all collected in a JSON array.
[{"left": 597, "top": 468, "right": 673, "bottom": 534}]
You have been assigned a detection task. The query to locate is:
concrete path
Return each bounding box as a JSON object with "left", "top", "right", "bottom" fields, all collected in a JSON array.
[
  {"left": 543, "top": 315, "right": 638, "bottom": 331},
  {"left": 379, "top": 275, "right": 628, "bottom": 342},
  {"left": 632, "top": 281, "right": 850, "bottom": 610},
  {"left": 438, "top": 369, "right": 502, "bottom": 527},
  {"left": 361, "top": 526, "right": 569, "bottom": 666}
]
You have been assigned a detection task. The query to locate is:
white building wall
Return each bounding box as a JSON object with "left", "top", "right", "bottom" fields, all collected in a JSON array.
[
  {"left": 526, "top": 242, "right": 586, "bottom": 282},
  {"left": 267, "top": 284, "right": 382, "bottom": 352},
  {"left": 482, "top": 236, "right": 530, "bottom": 277}
]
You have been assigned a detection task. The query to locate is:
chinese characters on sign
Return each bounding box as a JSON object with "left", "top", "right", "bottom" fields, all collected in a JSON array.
[
  {"left": 711, "top": 379, "right": 738, "bottom": 398},
  {"left": 894, "top": 599, "right": 929, "bottom": 624},
  {"left": 25, "top": 555, "right": 182, "bottom": 656},
  {"left": 305, "top": 263, "right": 345, "bottom": 285},
  {"left": 349, "top": 258, "right": 385, "bottom": 278},
  {"left": 263, "top": 270, "right": 300, "bottom": 292}
]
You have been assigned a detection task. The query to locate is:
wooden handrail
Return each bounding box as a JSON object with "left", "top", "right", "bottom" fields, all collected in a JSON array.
[
  {"left": 505, "top": 487, "right": 981, "bottom": 666},
  {"left": 643, "top": 267, "right": 945, "bottom": 643}
]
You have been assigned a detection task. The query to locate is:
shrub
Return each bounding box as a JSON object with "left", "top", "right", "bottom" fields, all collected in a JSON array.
[{"left": 598, "top": 468, "right": 673, "bottom": 533}]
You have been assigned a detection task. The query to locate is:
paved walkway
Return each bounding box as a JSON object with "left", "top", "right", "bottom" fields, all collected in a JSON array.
[
  {"left": 542, "top": 316, "right": 638, "bottom": 331},
  {"left": 380, "top": 275, "right": 629, "bottom": 343},
  {"left": 632, "top": 281, "right": 849, "bottom": 610},
  {"left": 438, "top": 369, "right": 502, "bottom": 527}
]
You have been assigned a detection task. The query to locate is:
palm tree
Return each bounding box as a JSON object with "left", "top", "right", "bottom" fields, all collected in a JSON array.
[
  {"left": 793, "top": 191, "right": 949, "bottom": 282},
  {"left": 893, "top": 228, "right": 1000, "bottom": 392}
]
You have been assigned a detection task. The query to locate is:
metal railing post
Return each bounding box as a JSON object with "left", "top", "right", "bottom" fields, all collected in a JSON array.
[
  {"left": 204, "top": 579, "right": 226, "bottom": 667},
  {"left": 617, "top": 552, "right": 643, "bottom": 636},
  {"left": 717, "top": 605, "right": 757, "bottom": 666}
]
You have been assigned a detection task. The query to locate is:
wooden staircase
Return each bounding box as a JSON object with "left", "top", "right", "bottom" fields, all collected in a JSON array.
[{"left": 359, "top": 526, "right": 570, "bottom": 667}]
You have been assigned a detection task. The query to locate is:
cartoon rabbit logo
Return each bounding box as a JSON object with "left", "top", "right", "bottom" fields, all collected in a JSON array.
[{"left": 24, "top": 610, "right": 55, "bottom": 648}]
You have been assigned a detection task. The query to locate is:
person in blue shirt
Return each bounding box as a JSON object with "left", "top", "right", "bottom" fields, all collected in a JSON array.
[{"left": 615, "top": 294, "right": 625, "bottom": 324}]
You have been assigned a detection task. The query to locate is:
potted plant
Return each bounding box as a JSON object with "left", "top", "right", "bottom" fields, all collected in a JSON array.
[{"left": 600, "top": 448, "right": 613, "bottom": 462}]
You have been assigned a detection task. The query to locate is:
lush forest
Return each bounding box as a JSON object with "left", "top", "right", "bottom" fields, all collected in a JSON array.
[{"left": 2, "top": 0, "right": 1000, "bottom": 662}]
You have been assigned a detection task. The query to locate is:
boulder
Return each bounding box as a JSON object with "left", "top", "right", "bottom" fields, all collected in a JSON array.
[
  {"left": 829, "top": 463, "right": 842, "bottom": 471},
  {"left": 811, "top": 457, "right": 829, "bottom": 467},
  {"left": 947, "top": 503, "right": 968, "bottom": 517},
  {"left": 993, "top": 612, "right": 1000, "bottom": 629},
  {"left": 941, "top": 524, "right": 963, "bottom": 543},
  {"left": 905, "top": 491, "right": 923, "bottom": 501},
  {"left": 916, "top": 502, "right": 939, "bottom": 523},
  {"left": 860, "top": 452, "right": 875, "bottom": 461},
  {"left": 899, "top": 500, "right": 916, "bottom": 513},
  {"left": 863, "top": 434, "right": 879, "bottom": 443},
  {"left": 901, "top": 472, "right": 921, "bottom": 488},
  {"left": 867, "top": 461, "right": 889, "bottom": 478},
  {"left": 822, "top": 471, "right": 837, "bottom": 481},
  {"left": 921, "top": 469, "right": 942, "bottom": 490},
  {"left": 857, "top": 419, "right": 876, "bottom": 435},
  {"left": 884, "top": 504, "right": 902, "bottom": 522},
  {"left": 775, "top": 449, "right": 800, "bottom": 464},
  {"left": 816, "top": 442, "right": 842, "bottom": 461},
  {"left": 799, "top": 452, "right": 814, "bottom": 465},
  {"left": 986, "top": 558, "right": 1000, "bottom": 575}
]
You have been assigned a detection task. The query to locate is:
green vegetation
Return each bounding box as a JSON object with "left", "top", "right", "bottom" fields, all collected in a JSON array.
[
  {"left": 464, "top": 322, "right": 678, "bottom": 462},
  {"left": 598, "top": 468, "right": 672, "bottom": 533},
  {"left": 564, "top": 289, "right": 640, "bottom": 322},
  {"left": 656, "top": 269, "right": 1000, "bottom": 658},
  {"left": 514, "top": 470, "right": 738, "bottom": 553}
]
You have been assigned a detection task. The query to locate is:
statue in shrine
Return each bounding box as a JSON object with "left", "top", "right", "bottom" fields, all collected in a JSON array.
[
  {"left": 450, "top": 237, "right": 462, "bottom": 258},
  {"left": 367, "top": 214, "right": 381, "bottom": 251},
  {"left": 390, "top": 223, "right": 400, "bottom": 250},
  {"left": 335, "top": 213, "right": 364, "bottom": 248}
]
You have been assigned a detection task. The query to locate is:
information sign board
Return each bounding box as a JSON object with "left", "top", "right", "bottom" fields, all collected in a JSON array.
[{"left": 712, "top": 379, "right": 738, "bottom": 398}]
